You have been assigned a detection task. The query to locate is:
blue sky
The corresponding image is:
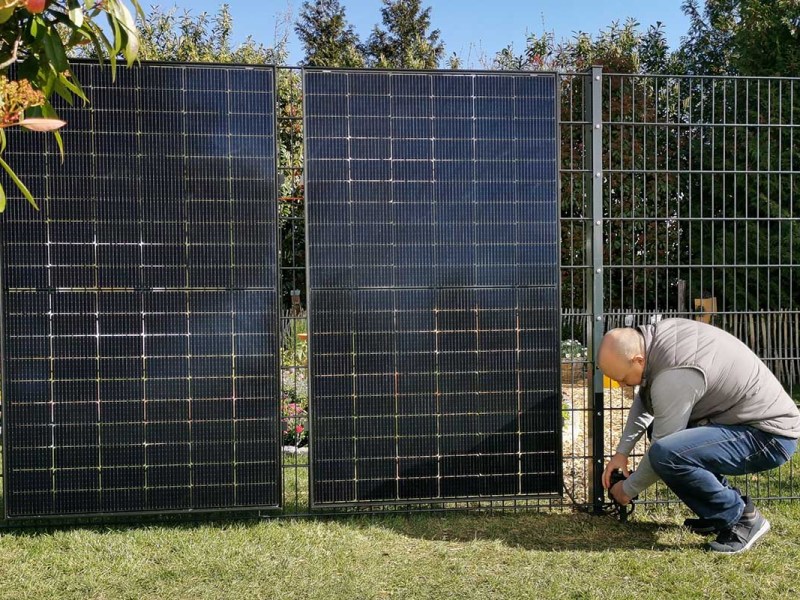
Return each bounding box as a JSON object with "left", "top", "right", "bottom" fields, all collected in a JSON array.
[{"left": 149, "top": 1, "right": 692, "bottom": 66}]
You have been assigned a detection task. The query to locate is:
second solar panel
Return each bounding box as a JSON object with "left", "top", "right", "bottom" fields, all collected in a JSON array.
[{"left": 305, "top": 69, "right": 562, "bottom": 507}]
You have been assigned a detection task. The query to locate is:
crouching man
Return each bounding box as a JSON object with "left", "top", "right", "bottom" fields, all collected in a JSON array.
[{"left": 598, "top": 318, "right": 800, "bottom": 554}]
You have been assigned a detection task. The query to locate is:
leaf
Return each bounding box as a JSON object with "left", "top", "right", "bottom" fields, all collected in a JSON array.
[
  {"left": 74, "top": 22, "right": 107, "bottom": 66},
  {"left": 0, "top": 7, "right": 14, "bottom": 25},
  {"left": 42, "top": 71, "right": 56, "bottom": 98},
  {"left": 68, "top": 1, "right": 84, "bottom": 29},
  {"left": 130, "top": 0, "right": 146, "bottom": 21},
  {"left": 113, "top": 1, "right": 140, "bottom": 64},
  {"left": 0, "top": 156, "right": 39, "bottom": 211},
  {"left": 36, "top": 103, "right": 66, "bottom": 159},
  {"left": 90, "top": 21, "right": 118, "bottom": 78},
  {"left": 58, "top": 71, "right": 88, "bottom": 103},
  {"left": 52, "top": 129, "right": 64, "bottom": 161},
  {"left": 50, "top": 70, "right": 75, "bottom": 106},
  {"left": 42, "top": 28, "right": 70, "bottom": 74},
  {"left": 106, "top": 12, "right": 123, "bottom": 56},
  {"left": 18, "top": 118, "right": 68, "bottom": 132},
  {"left": 0, "top": 182, "right": 6, "bottom": 212}
]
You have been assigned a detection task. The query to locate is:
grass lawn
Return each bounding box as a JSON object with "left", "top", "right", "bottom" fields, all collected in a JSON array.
[{"left": 1, "top": 503, "right": 799, "bottom": 599}]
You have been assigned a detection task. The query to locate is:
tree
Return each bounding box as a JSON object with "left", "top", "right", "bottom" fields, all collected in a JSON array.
[
  {"left": 134, "top": 3, "right": 287, "bottom": 65},
  {"left": 677, "top": 75, "right": 799, "bottom": 311},
  {"left": 731, "top": 0, "right": 800, "bottom": 75},
  {"left": 492, "top": 21, "right": 688, "bottom": 312},
  {"left": 0, "top": 0, "right": 142, "bottom": 210},
  {"left": 679, "top": 0, "right": 800, "bottom": 76},
  {"left": 365, "top": 0, "right": 445, "bottom": 68},
  {"left": 492, "top": 19, "right": 683, "bottom": 75},
  {"left": 296, "top": 0, "right": 364, "bottom": 67},
  {"left": 677, "top": 0, "right": 800, "bottom": 310}
]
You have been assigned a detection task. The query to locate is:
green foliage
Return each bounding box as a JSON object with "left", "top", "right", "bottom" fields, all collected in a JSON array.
[
  {"left": 516, "top": 10, "right": 797, "bottom": 312},
  {"left": 281, "top": 318, "right": 308, "bottom": 368},
  {"left": 677, "top": 76, "right": 800, "bottom": 310},
  {"left": 507, "top": 21, "right": 687, "bottom": 310},
  {"left": 0, "top": 0, "right": 142, "bottom": 210},
  {"left": 638, "top": 23, "right": 682, "bottom": 74},
  {"left": 130, "top": 3, "right": 287, "bottom": 65},
  {"left": 790, "top": 386, "right": 800, "bottom": 405},
  {"left": 365, "top": 0, "right": 445, "bottom": 68},
  {"left": 276, "top": 68, "right": 306, "bottom": 309},
  {"left": 296, "top": 0, "right": 364, "bottom": 67},
  {"left": 446, "top": 51, "right": 461, "bottom": 70},
  {"left": 731, "top": 0, "right": 800, "bottom": 75},
  {"left": 679, "top": 0, "right": 800, "bottom": 76},
  {"left": 494, "top": 19, "right": 685, "bottom": 74},
  {"left": 281, "top": 349, "right": 309, "bottom": 447},
  {"left": 281, "top": 400, "right": 308, "bottom": 446}
]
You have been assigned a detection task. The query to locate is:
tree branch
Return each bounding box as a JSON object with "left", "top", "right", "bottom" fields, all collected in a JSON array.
[{"left": 0, "top": 33, "right": 23, "bottom": 71}]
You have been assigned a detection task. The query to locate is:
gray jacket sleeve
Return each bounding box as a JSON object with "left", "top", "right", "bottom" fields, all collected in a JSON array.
[
  {"left": 622, "top": 367, "right": 707, "bottom": 498},
  {"left": 615, "top": 391, "right": 653, "bottom": 456}
]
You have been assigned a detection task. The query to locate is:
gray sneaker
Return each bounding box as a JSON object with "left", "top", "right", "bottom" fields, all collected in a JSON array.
[
  {"left": 685, "top": 493, "right": 751, "bottom": 535},
  {"left": 708, "top": 507, "right": 770, "bottom": 554}
]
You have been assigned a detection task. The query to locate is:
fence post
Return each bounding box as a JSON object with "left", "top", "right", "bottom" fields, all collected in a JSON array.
[{"left": 585, "top": 66, "right": 606, "bottom": 515}]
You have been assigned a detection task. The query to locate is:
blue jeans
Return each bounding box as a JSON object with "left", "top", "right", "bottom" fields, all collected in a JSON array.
[{"left": 648, "top": 424, "right": 798, "bottom": 529}]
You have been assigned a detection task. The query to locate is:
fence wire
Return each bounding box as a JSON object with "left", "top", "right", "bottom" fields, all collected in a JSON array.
[
  {"left": 1, "top": 68, "right": 797, "bottom": 524},
  {"left": 277, "top": 69, "right": 799, "bottom": 516},
  {"left": 170, "top": 68, "right": 800, "bottom": 516},
  {"left": 594, "top": 73, "right": 800, "bottom": 506}
]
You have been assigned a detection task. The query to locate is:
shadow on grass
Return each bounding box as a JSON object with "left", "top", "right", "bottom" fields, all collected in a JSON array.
[
  {"left": 344, "top": 510, "right": 699, "bottom": 552},
  {"left": 0, "top": 506, "right": 280, "bottom": 539},
  {"left": 0, "top": 506, "right": 704, "bottom": 553}
]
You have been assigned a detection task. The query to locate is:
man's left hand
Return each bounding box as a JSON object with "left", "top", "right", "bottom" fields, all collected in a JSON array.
[{"left": 609, "top": 481, "right": 632, "bottom": 506}]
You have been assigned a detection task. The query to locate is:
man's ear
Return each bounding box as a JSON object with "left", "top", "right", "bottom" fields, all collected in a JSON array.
[{"left": 632, "top": 355, "right": 645, "bottom": 367}]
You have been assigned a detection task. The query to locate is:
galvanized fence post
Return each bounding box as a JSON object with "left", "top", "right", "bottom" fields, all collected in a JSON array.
[{"left": 585, "top": 66, "right": 606, "bottom": 515}]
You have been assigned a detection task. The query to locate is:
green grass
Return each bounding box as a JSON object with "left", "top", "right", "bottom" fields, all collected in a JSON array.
[{"left": 1, "top": 503, "right": 800, "bottom": 599}]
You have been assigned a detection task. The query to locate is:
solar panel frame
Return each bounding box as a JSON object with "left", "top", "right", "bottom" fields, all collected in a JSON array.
[
  {"left": 304, "top": 68, "right": 563, "bottom": 508},
  {"left": 0, "top": 61, "right": 283, "bottom": 520}
]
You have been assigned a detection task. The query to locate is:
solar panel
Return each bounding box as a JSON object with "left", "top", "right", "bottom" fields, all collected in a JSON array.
[
  {"left": 0, "top": 63, "right": 281, "bottom": 518},
  {"left": 305, "top": 70, "right": 562, "bottom": 506}
]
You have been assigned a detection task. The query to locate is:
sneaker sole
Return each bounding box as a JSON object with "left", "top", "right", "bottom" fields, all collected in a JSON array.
[
  {"left": 711, "top": 519, "right": 771, "bottom": 555},
  {"left": 689, "top": 525, "right": 719, "bottom": 535},
  {"left": 684, "top": 520, "right": 720, "bottom": 535}
]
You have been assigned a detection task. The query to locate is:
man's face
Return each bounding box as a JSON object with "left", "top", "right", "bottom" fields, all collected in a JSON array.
[{"left": 598, "top": 343, "right": 645, "bottom": 387}]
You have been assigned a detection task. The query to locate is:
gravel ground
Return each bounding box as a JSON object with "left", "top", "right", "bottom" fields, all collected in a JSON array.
[{"left": 561, "top": 377, "right": 643, "bottom": 504}]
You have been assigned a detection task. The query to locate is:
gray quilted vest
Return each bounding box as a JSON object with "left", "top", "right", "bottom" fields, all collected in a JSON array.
[{"left": 637, "top": 318, "right": 800, "bottom": 438}]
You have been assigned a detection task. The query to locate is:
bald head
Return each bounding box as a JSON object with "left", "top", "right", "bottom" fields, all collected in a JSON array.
[
  {"left": 598, "top": 327, "right": 646, "bottom": 386},
  {"left": 602, "top": 328, "right": 645, "bottom": 360}
]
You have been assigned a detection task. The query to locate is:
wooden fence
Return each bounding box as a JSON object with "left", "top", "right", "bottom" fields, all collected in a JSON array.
[
  {"left": 562, "top": 309, "right": 800, "bottom": 386},
  {"left": 281, "top": 307, "right": 800, "bottom": 386}
]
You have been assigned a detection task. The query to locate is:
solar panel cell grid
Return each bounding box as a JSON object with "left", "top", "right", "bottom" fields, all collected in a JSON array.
[
  {"left": 305, "top": 70, "right": 562, "bottom": 506},
  {"left": 0, "top": 63, "right": 281, "bottom": 518}
]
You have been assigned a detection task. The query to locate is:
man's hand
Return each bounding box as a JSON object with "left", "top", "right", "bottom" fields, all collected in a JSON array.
[
  {"left": 602, "top": 452, "right": 630, "bottom": 490},
  {"left": 609, "top": 481, "right": 632, "bottom": 506}
]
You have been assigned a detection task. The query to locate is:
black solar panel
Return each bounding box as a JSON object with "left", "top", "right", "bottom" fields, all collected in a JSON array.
[
  {"left": 0, "top": 63, "right": 281, "bottom": 518},
  {"left": 305, "top": 70, "right": 562, "bottom": 506}
]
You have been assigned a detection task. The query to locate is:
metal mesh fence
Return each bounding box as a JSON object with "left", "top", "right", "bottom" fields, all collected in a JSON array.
[
  {"left": 595, "top": 72, "right": 800, "bottom": 506},
  {"left": 1, "top": 66, "right": 797, "bottom": 523},
  {"left": 276, "top": 68, "right": 799, "bottom": 515}
]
